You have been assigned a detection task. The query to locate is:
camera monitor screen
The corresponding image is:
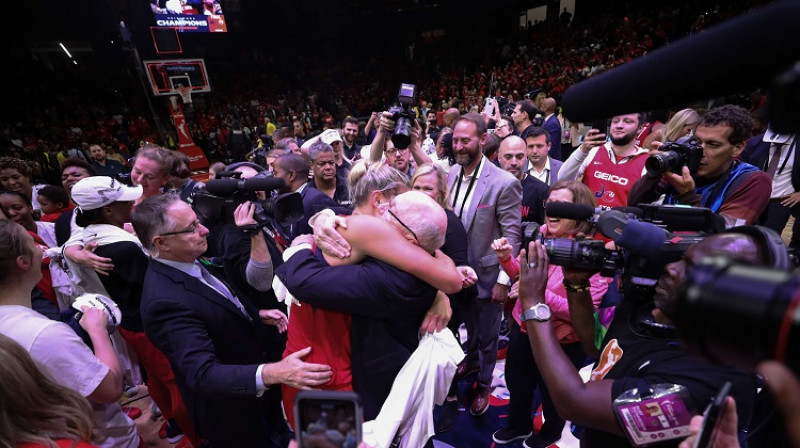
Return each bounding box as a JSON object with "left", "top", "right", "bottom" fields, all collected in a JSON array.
[
  {"left": 296, "top": 392, "right": 361, "bottom": 448},
  {"left": 149, "top": 0, "right": 227, "bottom": 33}
]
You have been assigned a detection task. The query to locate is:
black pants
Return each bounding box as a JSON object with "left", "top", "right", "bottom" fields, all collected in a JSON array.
[
  {"left": 505, "top": 321, "right": 586, "bottom": 435},
  {"left": 761, "top": 199, "right": 800, "bottom": 248}
]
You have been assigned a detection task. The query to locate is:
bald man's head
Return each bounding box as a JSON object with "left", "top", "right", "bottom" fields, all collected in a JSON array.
[
  {"left": 543, "top": 97, "right": 557, "bottom": 114},
  {"left": 444, "top": 108, "right": 461, "bottom": 128},
  {"left": 390, "top": 191, "right": 447, "bottom": 252},
  {"left": 497, "top": 135, "right": 528, "bottom": 180}
]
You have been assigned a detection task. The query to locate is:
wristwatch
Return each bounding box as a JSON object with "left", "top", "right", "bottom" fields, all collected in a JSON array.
[{"left": 521, "top": 303, "right": 552, "bottom": 322}]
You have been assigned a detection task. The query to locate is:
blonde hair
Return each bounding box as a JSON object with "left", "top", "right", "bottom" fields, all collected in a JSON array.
[
  {"left": 410, "top": 164, "right": 451, "bottom": 209},
  {"left": 135, "top": 145, "right": 179, "bottom": 177},
  {"left": 663, "top": 108, "right": 701, "bottom": 142},
  {"left": 0, "top": 334, "right": 96, "bottom": 448},
  {"left": 347, "top": 160, "right": 409, "bottom": 207}
]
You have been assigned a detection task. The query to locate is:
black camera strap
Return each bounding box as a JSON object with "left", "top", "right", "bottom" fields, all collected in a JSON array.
[{"left": 452, "top": 158, "right": 482, "bottom": 219}]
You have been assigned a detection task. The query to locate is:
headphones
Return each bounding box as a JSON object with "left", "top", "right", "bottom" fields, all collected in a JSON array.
[{"left": 724, "top": 225, "right": 791, "bottom": 271}]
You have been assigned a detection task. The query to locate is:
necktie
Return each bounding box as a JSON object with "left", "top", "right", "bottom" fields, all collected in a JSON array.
[
  {"left": 198, "top": 264, "right": 251, "bottom": 320},
  {"left": 766, "top": 143, "right": 784, "bottom": 178}
]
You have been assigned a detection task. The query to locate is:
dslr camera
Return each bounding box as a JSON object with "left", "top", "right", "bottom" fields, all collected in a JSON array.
[
  {"left": 192, "top": 171, "right": 303, "bottom": 229},
  {"left": 645, "top": 136, "right": 703, "bottom": 176},
  {"left": 387, "top": 83, "right": 418, "bottom": 150}
]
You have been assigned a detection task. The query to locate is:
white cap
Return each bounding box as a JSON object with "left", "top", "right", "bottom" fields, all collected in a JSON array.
[
  {"left": 320, "top": 129, "right": 342, "bottom": 145},
  {"left": 71, "top": 176, "right": 143, "bottom": 211}
]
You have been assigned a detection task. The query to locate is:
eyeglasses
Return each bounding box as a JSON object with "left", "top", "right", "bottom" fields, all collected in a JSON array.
[
  {"left": 386, "top": 208, "right": 418, "bottom": 242},
  {"left": 385, "top": 147, "right": 410, "bottom": 155},
  {"left": 161, "top": 220, "right": 201, "bottom": 237}
]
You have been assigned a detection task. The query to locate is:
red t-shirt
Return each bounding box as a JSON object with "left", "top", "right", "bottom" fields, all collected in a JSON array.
[{"left": 582, "top": 144, "right": 648, "bottom": 209}]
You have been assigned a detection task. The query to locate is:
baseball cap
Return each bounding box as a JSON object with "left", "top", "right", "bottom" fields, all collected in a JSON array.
[
  {"left": 71, "top": 176, "right": 143, "bottom": 211},
  {"left": 320, "top": 129, "right": 342, "bottom": 145}
]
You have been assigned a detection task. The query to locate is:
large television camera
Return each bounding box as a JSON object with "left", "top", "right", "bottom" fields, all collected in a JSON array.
[
  {"left": 522, "top": 203, "right": 724, "bottom": 297},
  {"left": 676, "top": 254, "right": 799, "bottom": 374},
  {"left": 387, "top": 83, "right": 418, "bottom": 150},
  {"left": 193, "top": 171, "right": 303, "bottom": 229}
]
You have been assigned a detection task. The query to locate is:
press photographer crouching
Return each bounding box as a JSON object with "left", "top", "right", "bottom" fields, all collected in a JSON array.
[
  {"left": 628, "top": 105, "right": 771, "bottom": 227},
  {"left": 512, "top": 222, "right": 788, "bottom": 447}
]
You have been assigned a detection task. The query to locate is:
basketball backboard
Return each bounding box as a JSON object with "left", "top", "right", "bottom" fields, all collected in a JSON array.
[{"left": 143, "top": 58, "right": 211, "bottom": 96}]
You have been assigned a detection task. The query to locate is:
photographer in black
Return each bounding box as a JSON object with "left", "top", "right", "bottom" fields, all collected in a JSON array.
[
  {"left": 628, "top": 105, "right": 770, "bottom": 227},
  {"left": 511, "top": 224, "right": 788, "bottom": 447}
]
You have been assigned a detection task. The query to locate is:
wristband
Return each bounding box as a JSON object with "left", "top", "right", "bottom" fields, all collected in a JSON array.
[
  {"left": 563, "top": 280, "right": 591, "bottom": 293},
  {"left": 239, "top": 224, "right": 261, "bottom": 235}
]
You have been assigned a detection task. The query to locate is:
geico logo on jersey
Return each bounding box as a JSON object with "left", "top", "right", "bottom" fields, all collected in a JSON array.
[{"left": 593, "top": 171, "right": 629, "bottom": 185}]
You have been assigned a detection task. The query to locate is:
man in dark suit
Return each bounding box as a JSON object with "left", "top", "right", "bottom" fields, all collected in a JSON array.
[
  {"left": 526, "top": 127, "right": 563, "bottom": 187},
  {"left": 741, "top": 128, "right": 799, "bottom": 248},
  {"left": 271, "top": 153, "right": 351, "bottom": 240},
  {"left": 542, "top": 97, "right": 563, "bottom": 161},
  {"left": 498, "top": 136, "right": 548, "bottom": 224},
  {"left": 133, "top": 194, "right": 332, "bottom": 448},
  {"left": 276, "top": 191, "right": 450, "bottom": 420},
  {"left": 448, "top": 113, "right": 522, "bottom": 415}
]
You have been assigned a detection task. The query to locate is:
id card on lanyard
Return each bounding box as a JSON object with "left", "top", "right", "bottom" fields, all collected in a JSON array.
[{"left": 613, "top": 383, "right": 695, "bottom": 446}]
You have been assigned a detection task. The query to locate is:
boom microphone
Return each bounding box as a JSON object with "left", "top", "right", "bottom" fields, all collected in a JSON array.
[
  {"left": 560, "top": 1, "right": 800, "bottom": 131},
  {"left": 205, "top": 178, "right": 240, "bottom": 196},
  {"left": 544, "top": 202, "right": 596, "bottom": 221},
  {"left": 205, "top": 177, "right": 285, "bottom": 196}
]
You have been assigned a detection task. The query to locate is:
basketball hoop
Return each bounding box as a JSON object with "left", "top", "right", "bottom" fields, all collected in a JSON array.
[{"left": 176, "top": 85, "right": 193, "bottom": 104}]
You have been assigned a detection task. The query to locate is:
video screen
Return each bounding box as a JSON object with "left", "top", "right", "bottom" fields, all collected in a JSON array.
[{"left": 149, "top": 0, "right": 227, "bottom": 33}]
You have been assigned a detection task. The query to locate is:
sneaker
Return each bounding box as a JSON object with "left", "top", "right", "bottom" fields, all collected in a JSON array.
[
  {"left": 150, "top": 400, "right": 163, "bottom": 420},
  {"left": 122, "top": 383, "right": 139, "bottom": 398},
  {"left": 523, "top": 432, "right": 561, "bottom": 448},
  {"left": 122, "top": 406, "right": 142, "bottom": 420},
  {"left": 492, "top": 427, "right": 532, "bottom": 444},
  {"left": 159, "top": 421, "right": 185, "bottom": 444}
]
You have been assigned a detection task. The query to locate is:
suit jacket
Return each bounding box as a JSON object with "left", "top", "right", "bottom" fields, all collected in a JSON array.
[
  {"left": 291, "top": 184, "right": 350, "bottom": 240},
  {"left": 140, "top": 259, "right": 286, "bottom": 447},
  {"left": 448, "top": 157, "right": 522, "bottom": 299},
  {"left": 741, "top": 134, "right": 800, "bottom": 191},
  {"left": 276, "top": 250, "right": 436, "bottom": 420},
  {"left": 544, "top": 115, "right": 563, "bottom": 161},
  {"left": 549, "top": 157, "right": 563, "bottom": 186}
]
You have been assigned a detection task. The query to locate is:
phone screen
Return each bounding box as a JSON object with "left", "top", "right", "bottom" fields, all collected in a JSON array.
[{"left": 296, "top": 391, "right": 362, "bottom": 448}]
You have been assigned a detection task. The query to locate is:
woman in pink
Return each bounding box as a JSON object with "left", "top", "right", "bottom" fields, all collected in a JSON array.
[{"left": 491, "top": 180, "right": 612, "bottom": 447}]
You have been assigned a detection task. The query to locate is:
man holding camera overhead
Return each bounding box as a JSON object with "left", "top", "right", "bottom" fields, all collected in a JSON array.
[{"left": 628, "top": 105, "right": 770, "bottom": 226}]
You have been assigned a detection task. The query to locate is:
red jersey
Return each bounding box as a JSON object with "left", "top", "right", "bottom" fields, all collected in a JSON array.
[
  {"left": 282, "top": 271, "right": 353, "bottom": 429},
  {"left": 582, "top": 143, "right": 648, "bottom": 208}
]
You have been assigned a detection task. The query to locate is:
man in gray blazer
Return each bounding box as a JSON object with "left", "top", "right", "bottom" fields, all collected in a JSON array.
[
  {"left": 525, "top": 127, "right": 563, "bottom": 187},
  {"left": 447, "top": 113, "right": 522, "bottom": 416}
]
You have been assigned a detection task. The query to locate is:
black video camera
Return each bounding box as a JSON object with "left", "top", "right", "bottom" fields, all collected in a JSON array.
[
  {"left": 387, "top": 83, "right": 418, "bottom": 149},
  {"left": 522, "top": 221, "right": 624, "bottom": 277},
  {"left": 645, "top": 136, "right": 703, "bottom": 177},
  {"left": 192, "top": 171, "right": 303, "bottom": 228},
  {"left": 677, "top": 256, "right": 800, "bottom": 373},
  {"left": 522, "top": 203, "right": 720, "bottom": 293}
]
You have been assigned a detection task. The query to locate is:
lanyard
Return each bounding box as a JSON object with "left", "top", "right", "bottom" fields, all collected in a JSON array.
[{"left": 452, "top": 159, "right": 482, "bottom": 219}]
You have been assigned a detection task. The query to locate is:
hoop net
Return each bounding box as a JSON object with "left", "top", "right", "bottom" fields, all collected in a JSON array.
[{"left": 176, "top": 85, "right": 193, "bottom": 104}]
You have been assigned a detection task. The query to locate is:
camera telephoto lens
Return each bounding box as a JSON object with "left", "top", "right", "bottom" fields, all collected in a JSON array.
[{"left": 677, "top": 258, "right": 800, "bottom": 374}]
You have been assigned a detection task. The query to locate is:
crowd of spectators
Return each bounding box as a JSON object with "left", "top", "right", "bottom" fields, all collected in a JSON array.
[{"left": 3, "top": 1, "right": 798, "bottom": 448}]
